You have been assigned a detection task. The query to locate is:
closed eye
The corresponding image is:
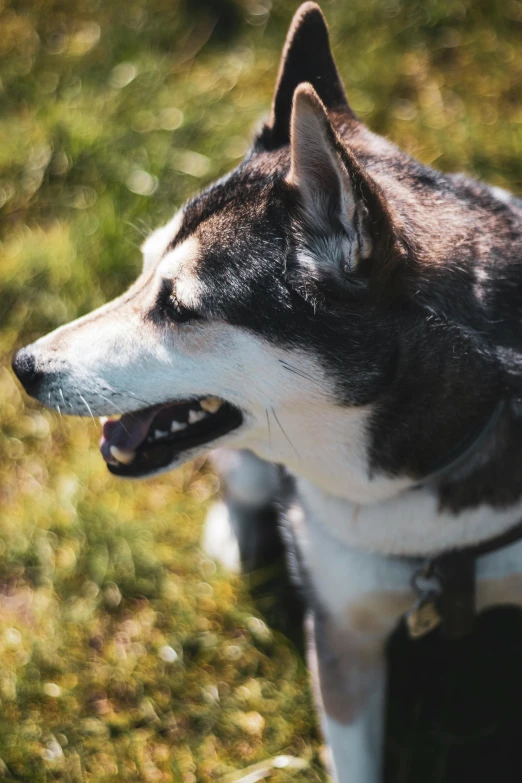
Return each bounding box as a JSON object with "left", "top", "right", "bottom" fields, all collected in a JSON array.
[{"left": 156, "top": 280, "right": 202, "bottom": 325}]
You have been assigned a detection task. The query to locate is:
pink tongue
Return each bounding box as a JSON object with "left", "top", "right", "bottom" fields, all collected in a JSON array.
[{"left": 100, "top": 407, "right": 162, "bottom": 462}]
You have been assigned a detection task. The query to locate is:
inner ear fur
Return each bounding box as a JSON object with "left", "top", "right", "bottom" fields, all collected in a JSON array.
[
  {"left": 258, "top": 2, "right": 354, "bottom": 150},
  {"left": 287, "top": 84, "right": 407, "bottom": 289},
  {"left": 287, "top": 84, "right": 356, "bottom": 233}
]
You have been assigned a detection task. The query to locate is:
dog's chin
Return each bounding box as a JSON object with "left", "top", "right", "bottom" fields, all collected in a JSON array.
[{"left": 100, "top": 397, "right": 244, "bottom": 479}]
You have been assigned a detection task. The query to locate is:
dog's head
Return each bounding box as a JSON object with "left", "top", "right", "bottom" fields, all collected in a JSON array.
[{"left": 12, "top": 3, "right": 520, "bottom": 501}]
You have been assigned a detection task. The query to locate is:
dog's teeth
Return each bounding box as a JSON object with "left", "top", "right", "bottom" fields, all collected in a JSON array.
[
  {"left": 154, "top": 429, "right": 169, "bottom": 439},
  {"left": 99, "top": 416, "right": 109, "bottom": 425},
  {"left": 200, "top": 397, "right": 223, "bottom": 414},
  {"left": 188, "top": 409, "right": 206, "bottom": 425},
  {"left": 110, "top": 445, "right": 136, "bottom": 465},
  {"left": 170, "top": 420, "right": 187, "bottom": 433}
]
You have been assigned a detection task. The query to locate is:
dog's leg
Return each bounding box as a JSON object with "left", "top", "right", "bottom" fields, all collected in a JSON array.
[
  {"left": 291, "top": 505, "right": 414, "bottom": 783},
  {"left": 204, "top": 450, "right": 305, "bottom": 645},
  {"left": 204, "top": 449, "right": 305, "bottom": 645},
  {"left": 307, "top": 605, "right": 393, "bottom": 783}
]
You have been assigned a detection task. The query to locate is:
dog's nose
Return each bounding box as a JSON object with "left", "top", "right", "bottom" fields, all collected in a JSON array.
[{"left": 11, "top": 348, "right": 44, "bottom": 396}]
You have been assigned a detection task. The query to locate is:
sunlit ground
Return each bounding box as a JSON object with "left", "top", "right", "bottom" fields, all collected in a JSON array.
[{"left": 2, "top": 0, "right": 522, "bottom": 780}]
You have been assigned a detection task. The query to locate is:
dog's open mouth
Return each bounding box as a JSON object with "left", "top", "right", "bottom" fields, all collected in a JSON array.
[{"left": 100, "top": 396, "right": 243, "bottom": 477}]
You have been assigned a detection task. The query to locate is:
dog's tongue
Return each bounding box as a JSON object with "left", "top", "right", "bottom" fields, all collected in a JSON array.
[{"left": 100, "top": 407, "right": 161, "bottom": 462}]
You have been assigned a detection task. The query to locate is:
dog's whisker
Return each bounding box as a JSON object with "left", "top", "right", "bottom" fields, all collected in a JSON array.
[
  {"left": 110, "top": 390, "right": 156, "bottom": 408},
  {"left": 79, "top": 394, "right": 96, "bottom": 425},
  {"left": 127, "top": 218, "right": 152, "bottom": 238},
  {"left": 271, "top": 407, "right": 299, "bottom": 458},
  {"left": 278, "top": 359, "right": 318, "bottom": 382},
  {"left": 124, "top": 220, "right": 150, "bottom": 241},
  {"left": 266, "top": 408, "right": 272, "bottom": 451},
  {"left": 278, "top": 360, "right": 326, "bottom": 392},
  {"left": 96, "top": 393, "right": 137, "bottom": 435},
  {"left": 97, "top": 393, "right": 125, "bottom": 415}
]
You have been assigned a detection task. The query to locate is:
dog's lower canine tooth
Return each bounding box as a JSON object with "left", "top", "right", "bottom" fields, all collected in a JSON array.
[
  {"left": 154, "top": 429, "right": 169, "bottom": 439},
  {"left": 99, "top": 416, "right": 109, "bottom": 425},
  {"left": 200, "top": 397, "right": 223, "bottom": 413},
  {"left": 170, "top": 420, "right": 187, "bottom": 432},
  {"left": 110, "top": 445, "right": 136, "bottom": 464},
  {"left": 188, "top": 409, "right": 206, "bottom": 424}
]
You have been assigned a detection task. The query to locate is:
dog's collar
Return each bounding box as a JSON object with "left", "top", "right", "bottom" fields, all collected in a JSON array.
[
  {"left": 417, "top": 398, "right": 506, "bottom": 488},
  {"left": 405, "top": 396, "right": 522, "bottom": 640}
]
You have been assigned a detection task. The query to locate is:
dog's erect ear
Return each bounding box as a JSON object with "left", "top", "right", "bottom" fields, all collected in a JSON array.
[
  {"left": 287, "top": 84, "right": 405, "bottom": 284},
  {"left": 259, "top": 2, "right": 354, "bottom": 149},
  {"left": 288, "top": 84, "right": 357, "bottom": 236}
]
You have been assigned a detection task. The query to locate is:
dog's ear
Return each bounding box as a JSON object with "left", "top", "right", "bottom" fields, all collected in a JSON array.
[
  {"left": 287, "top": 83, "right": 406, "bottom": 285},
  {"left": 258, "top": 2, "right": 354, "bottom": 149}
]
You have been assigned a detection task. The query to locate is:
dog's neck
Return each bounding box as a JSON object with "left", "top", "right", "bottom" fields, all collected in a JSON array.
[
  {"left": 297, "top": 479, "right": 522, "bottom": 557},
  {"left": 251, "top": 395, "right": 522, "bottom": 557},
  {"left": 247, "top": 400, "right": 413, "bottom": 504}
]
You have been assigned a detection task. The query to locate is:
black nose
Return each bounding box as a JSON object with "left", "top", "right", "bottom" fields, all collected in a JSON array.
[{"left": 11, "top": 348, "right": 44, "bottom": 396}]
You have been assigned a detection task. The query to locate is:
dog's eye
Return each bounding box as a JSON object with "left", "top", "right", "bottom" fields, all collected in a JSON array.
[{"left": 158, "top": 282, "right": 201, "bottom": 325}]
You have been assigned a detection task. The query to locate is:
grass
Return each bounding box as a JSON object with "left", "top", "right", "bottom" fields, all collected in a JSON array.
[{"left": 2, "top": 0, "right": 522, "bottom": 781}]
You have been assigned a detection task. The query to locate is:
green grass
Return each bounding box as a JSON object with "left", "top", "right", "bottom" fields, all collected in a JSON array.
[{"left": 2, "top": 0, "right": 522, "bottom": 780}]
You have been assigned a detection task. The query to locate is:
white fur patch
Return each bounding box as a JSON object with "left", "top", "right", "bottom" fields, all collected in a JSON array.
[
  {"left": 141, "top": 211, "right": 184, "bottom": 271},
  {"left": 288, "top": 500, "right": 414, "bottom": 619},
  {"left": 297, "top": 234, "right": 362, "bottom": 281},
  {"left": 489, "top": 185, "right": 513, "bottom": 205},
  {"left": 299, "top": 480, "right": 522, "bottom": 558},
  {"left": 323, "top": 700, "right": 384, "bottom": 783},
  {"left": 157, "top": 236, "right": 202, "bottom": 309},
  {"left": 202, "top": 501, "right": 240, "bottom": 572},
  {"left": 210, "top": 449, "right": 281, "bottom": 507}
]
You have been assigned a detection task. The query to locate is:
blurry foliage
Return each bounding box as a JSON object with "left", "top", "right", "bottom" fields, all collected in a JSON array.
[{"left": 1, "top": 0, "right": 522, "bottom": 779}]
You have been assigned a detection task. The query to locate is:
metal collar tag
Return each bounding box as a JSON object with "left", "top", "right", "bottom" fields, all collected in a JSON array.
[{"left": 407, "top": 562, "right": 443, "bottom": 639}]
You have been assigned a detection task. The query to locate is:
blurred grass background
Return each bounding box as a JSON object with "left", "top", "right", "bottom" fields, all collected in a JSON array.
[{"left": 2, "top": 0, "right": 522, "bottom": 780}]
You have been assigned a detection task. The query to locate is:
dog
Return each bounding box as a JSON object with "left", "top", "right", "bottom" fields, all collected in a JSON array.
[{"left": 12, "top": 3, "right": 522, "bottom": 780}]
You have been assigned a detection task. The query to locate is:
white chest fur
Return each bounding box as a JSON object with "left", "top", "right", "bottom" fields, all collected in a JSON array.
[
  {"left": 298, "top": 479, "right": 522, "bottom": 557},
  {"left": 288, "top": 479, "right": 522, "bottom": 641}
]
